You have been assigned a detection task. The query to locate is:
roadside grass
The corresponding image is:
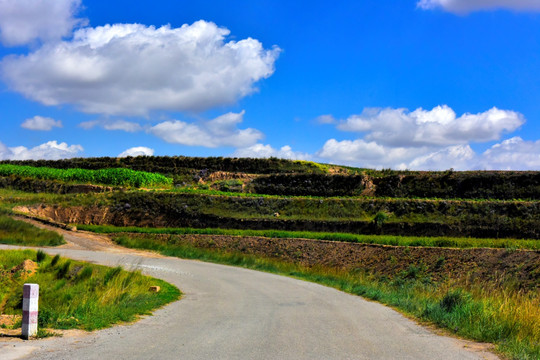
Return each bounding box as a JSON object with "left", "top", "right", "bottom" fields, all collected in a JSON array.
[
  {"left": 77, "top": 224, "right": 540, "bottom": 250},
  {"left": 0, "top": 210, "right": 64, "bottom": 246},
  {"left": 113, "top": 234, "right": 540, "bottom": 360},
  {"left": 0, "top": 249, "right": 180, "bottom": 331}
]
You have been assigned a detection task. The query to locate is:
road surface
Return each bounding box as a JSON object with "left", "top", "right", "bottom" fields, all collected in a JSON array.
[{"left": 0, "top": 221, "right": 498, "bottom": 360}]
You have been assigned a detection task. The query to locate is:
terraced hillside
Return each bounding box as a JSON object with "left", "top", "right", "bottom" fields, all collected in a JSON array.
[{"left": 0, "top": 156, "right": 539, "bottom": 359}]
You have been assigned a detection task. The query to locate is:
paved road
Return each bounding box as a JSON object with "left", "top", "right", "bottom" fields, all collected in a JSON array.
[{"left": 0, "top": 224, "right": 498, "bottom": 360}]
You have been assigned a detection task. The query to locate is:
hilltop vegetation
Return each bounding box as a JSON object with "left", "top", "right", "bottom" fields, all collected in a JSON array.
[{"left": 2, "top": 157, "right": 539, "bottom": 200}]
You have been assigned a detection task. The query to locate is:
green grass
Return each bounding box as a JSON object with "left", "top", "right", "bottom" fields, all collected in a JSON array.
[
  {"left": 77, "top": 224, "right": 540, "bottom": 250},
  {"left": 0, "top": 249, "right": 180, "bottom": 331},
  {"left": 0, "top": 211, "right": 64, "bottom": 246},
  {"left": 112, "top": 234, "right": 540, "bottom": 360},
  {"left": 0, "top": 164, "right": 172, "bottom": 188}
]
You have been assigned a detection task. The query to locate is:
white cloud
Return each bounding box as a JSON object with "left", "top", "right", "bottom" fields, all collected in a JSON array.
[
  {"left": 79, "top": 119, "right": 142, "bottom": 132},
  {"left": 2, "top": 21, "right": 280, "bottom": 116},
  {"left": 337, "top": 105, "right": 523, "bottom": 147},
  {"left": 0, "top": 140, "right": 83, "bottom": 160},
  {"left": 479, "top": 137, "right": 540, "bottom": 170},
  {"left": 316, "top": 114, "right": 337, "bottom": 124},
  {"left": 118, "top": 146, "right": 154, "bottom": 158},
  {"left": 233, "top": 144, "right": 311, "bottom": 160},
  {"left": 417, "top": 0, "right": 540, "bottom": 13},
  {"left": 149, "top": 111, "right": 263, "bottom": 148},
  {"left": 21, "top": 115, "right": 62, "bottom": 131},
  {"left": 0, "top": 0, "right": 85, "bottom": 46}
]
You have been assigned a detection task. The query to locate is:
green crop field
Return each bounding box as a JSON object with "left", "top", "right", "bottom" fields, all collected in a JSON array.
[{"left": 0, "top": 164, "right": 172, "bottom": 188}]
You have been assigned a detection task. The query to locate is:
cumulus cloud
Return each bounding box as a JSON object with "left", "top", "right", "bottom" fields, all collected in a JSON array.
[
  {"left": 233, "top": 144, "right": 311, "bottom": 160},
  {"left": 21, "top": 115, "right": 62, "bottom": 131},
  {"left": 337, "top": 105, "right": 523, "bottom": 147},
  {"left": 417, "top": 0, "right": 540, "bottom": 13},
  {"left": 118, "top": 146, "right": 154, "bottom": 158},
  {"left": 479, "top": 137, "right": 540, "bottom": 170},
  {"left": 0, "top": 0, "right": 85, "bottom": 46},
  {"left": 79, "top": 119, "right": 142, "bottom": 132},
  {"left": 2, "top": 21, "right": 280, "bottom": 116},
  {"left": 0, "top": 140, "right": 83, "bottom": 160},
  {"left": 148, "top": 111, "right": 263, "bottom": 148}
]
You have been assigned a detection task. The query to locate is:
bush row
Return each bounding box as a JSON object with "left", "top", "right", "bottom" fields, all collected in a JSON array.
[
  {"left": 251, "top": 174, "right": 365, "bottom": 196},
  {"left": 374, "top": 172, "right": 540, "bottom": 200}
]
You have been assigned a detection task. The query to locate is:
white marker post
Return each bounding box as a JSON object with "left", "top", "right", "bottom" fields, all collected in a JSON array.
[{"left": 22, "top": 283, "right": 39, "bottom": 339}]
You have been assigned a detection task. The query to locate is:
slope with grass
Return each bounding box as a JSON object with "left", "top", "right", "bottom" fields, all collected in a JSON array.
[
  {"left": 0, "top": 249, "right": 180, "bottom": 332},
  {"left": 15, "top": 190, "right": 539, "bottom": 239},
  {"left": 0, "top": 210, "right": 64, "bottom": 246}
]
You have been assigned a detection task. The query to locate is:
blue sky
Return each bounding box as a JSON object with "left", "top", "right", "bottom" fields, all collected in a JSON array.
[{"left": 1, "top": 0, "right": 540, "bottom": 170}]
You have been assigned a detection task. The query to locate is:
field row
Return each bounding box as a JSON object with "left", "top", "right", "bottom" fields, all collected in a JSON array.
[{"left": 0, "top": 164, "right": 172, "bottom": 188}]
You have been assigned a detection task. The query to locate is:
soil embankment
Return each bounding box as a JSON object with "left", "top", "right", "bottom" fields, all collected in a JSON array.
[{"left": 14, "top": 201, "right": 540, "bottom": 239}]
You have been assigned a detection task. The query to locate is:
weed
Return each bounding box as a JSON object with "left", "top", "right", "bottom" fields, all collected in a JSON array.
[
  {"left": 440, "top": 289, "right": 467, "bottom": 312},
  {"left": 56, "top": 260, "right": 71, "bottom": 279},
  {"left": 36, "top": 250, "right": 47, "bottom": 263},
  {"left": 51, "top": 254, "right": 60, "bottom": 266}
]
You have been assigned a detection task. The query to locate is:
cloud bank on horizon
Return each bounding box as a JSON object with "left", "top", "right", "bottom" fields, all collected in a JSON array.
[{"left": 0, "top": 0, "right": 538, "bottom": 171}]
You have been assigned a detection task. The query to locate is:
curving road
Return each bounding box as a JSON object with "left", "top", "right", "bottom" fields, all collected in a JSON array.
[{"left": 0, "top": 222, "right": 498, "bottom": 360}]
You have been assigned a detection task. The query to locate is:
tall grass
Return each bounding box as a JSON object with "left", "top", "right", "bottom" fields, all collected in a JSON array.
[
  {"left": 113, "top": 234, "right": 540, "bottom": 360},
  {"left": 0, "top": 250, "right": 180, "bottom": 331},
  {"left": 77, "top": 224, "right": 540, "bottom": 250},
  {"left": 0, "top": 164, "right": 172, "bottom": 188}
]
